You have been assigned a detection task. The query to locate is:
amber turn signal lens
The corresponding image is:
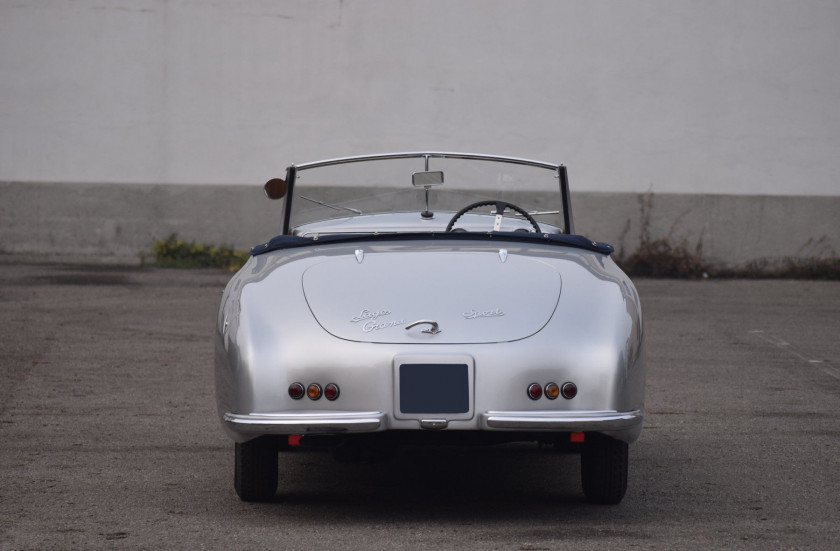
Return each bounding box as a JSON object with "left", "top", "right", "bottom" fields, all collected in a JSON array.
[
  {"left": 288, "top": 382, "right": 305, "bottom": 400},
  {"left": 324, "top": 383, "right": 340, "bottom": 401},
  {"left": 527, "top": 383, "right": 542, "bottom": 400},
  {"left": 544, "top": 382, "right": 560, "bottom": 400},
  {"left": 307, "top": 383, "right": 322, "bottom": 400},
  {"left": 561, "top": 382, "right": 577, "bottom": 399}
]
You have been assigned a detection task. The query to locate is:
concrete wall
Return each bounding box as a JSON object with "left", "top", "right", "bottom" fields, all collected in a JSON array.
[
  {"left": 1, "top": 182, "right": 835, "bottom": 267},
  {"left": 2, "top": 1, "right": 839, "bottom": 196},
  {"left": 3, "top": 1, "right": 837, "bottom": 265}
]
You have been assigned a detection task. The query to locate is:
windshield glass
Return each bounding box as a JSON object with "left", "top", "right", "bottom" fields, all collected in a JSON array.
[{"left": 287, "top": 154, "right": 565, "bottom": 233}]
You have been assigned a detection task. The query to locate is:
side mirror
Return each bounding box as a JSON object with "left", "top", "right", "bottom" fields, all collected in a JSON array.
[
  {"left": 412, "top": 171, "right": 444, "bottom": 188},
  {"left": 264, "top": 178, "right": 287, "bottom": 200}
]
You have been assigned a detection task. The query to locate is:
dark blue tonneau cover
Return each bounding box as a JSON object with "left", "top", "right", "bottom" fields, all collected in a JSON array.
[{"left": 250, "top": 232, "right": 614, "bottom": 256}]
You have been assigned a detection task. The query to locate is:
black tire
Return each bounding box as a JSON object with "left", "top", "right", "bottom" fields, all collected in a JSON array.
[
  {"left": 234, "top": 437, "right": 278, "bottom": 502},
  {"left": 580, "top": 433, "right": 628, "bottom": 504}
]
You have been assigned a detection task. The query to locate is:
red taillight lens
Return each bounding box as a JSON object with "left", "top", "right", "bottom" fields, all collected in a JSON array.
[
  {"left": 561, "top": 382, "right": 577, "bottom": 399},
  {"left": 544, "top": 382, "right": 560, "bottom": 400},
  {"left": 527, "top": 383, "right": 542, "bottom": 400},
  {"left": 307, "top": 383, "right": 322, "bottom": 400},
  {"left": 288, "top": 382, "right": 305, "bottom": 400},
  {"left": 324, "top": 383, "right": 340, "bottom": 401}
]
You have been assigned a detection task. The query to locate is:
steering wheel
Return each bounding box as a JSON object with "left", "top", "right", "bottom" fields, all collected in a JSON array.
[{"left": 445, "top": 200, "right": 541, "bottom": 233}]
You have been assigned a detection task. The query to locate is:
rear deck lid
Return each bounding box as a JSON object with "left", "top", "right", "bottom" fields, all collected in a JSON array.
[{"left": 302, "top": 250, "right": 561, "bottom": 344}]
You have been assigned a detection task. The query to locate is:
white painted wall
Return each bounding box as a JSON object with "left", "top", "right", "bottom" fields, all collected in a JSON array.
[{"left": 2, "top": 0, "right": 839, "bottom": 195}]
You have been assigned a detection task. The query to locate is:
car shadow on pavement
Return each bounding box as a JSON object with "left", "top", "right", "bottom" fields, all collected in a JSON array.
[{"left": 241, "top": 443, "right": 651, "bottom": 523}]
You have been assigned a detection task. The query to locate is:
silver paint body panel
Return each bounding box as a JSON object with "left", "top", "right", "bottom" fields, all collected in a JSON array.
[
  {"left": 215, "top": 239, "right": 644, "bottom": 444},
  {"left": 302, "top": 251, "right": 562, "bottom": 344}
]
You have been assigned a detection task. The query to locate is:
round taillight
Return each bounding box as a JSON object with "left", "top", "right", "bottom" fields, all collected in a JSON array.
[
  {"left": 307, "top": 383, "right": 322, "bottom": 400},
  {"left": 324, "top": 383, "right": 340, "bottom": 401},
  {"left": 288, "top": 382, "right": 305, "bottom": 400},
  {"left": 544, "top": 382, "right": 560, "bottom": 400},
  {"left": 527, "top": 383, "right": 542, "bottom": 400},
  {"left": 561, "top": 382, "right": 577, "bottom": 399}
]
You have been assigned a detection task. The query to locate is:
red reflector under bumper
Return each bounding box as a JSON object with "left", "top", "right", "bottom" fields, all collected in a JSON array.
[{"left": 570, "top": 432, "right": 585, "bottom": 443}]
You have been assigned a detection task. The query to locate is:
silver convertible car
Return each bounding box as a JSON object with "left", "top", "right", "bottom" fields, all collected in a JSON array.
[{"left": 215, "top": 152, "right": 644, "bottom": 504}]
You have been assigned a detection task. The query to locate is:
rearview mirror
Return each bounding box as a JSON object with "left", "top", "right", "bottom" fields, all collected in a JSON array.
[
  {"left": 264, "top": 178, "right": 287, "bottom": 200},
  {"left": 412, "top": 171, "right": 444, "bottom": 188}
]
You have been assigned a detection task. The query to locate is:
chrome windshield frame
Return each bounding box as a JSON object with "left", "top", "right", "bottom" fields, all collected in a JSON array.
[
  {"left": 281, "top": 152, "right": 574, "bottom": 235},
  {"left": 293, "top": 151, "right": 560, "bottom": 171}
]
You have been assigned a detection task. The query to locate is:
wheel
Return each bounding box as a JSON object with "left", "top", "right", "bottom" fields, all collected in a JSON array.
[
  {"left": 234, "top": 437, "right": 278, "bottom": 502},
  {"left": 445, "top": 200, "right": 541, "bottom": 233},
  {"left": 580, "top": 433, "right": 628, "bottom": 504}
]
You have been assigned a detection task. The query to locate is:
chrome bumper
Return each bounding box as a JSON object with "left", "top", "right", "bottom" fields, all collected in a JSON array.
[
  {"left": 224, "top": 409, "right": 642, "bottom": 435},
  {"left": 479, "top": 410, "right": 643, "bottom": 431},
  {"left": 223, "top": 411, "right": 387, "bottom": 434}
]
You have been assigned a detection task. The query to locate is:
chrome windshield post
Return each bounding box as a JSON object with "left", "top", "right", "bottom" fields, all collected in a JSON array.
[
  {"left": 558, "top": 165, "right": 574, "bottom": 235},
  {"left": 282, "top": 164, "right": 297, "bottom": 235}
]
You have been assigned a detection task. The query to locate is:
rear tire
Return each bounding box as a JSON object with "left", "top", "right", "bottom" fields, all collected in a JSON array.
[
  {"left": 580, "top": 433, "right": 628, "bottom": 504},
  {"left": 234, "top": 437, "right": 278, "bottom": 502}
]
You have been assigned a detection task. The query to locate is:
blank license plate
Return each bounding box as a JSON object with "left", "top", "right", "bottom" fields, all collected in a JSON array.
[{"left": 399, "top": 363, "right": 469, "bottom": 414}]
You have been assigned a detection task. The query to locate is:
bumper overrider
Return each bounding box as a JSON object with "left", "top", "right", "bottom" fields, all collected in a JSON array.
[{"left": 223, "top": 409, "right": 643, "bottom": 435}]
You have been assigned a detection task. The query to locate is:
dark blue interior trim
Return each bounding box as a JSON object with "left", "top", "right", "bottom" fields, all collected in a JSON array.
[{"left": 250, "top": 232, "right": 614, "bottom": 256}]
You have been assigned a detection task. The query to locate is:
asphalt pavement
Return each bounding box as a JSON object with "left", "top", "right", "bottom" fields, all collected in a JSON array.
[{"left": 1, "top": 264, "right": 838, "bottom": 550}]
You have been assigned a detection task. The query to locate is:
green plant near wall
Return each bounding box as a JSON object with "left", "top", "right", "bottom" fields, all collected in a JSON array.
[
  {"left": 616, "top": 237, "right": 707, "bottom": 278},
  {"left": 610, "top": 191, "right": 839, "bottom": 279},
  {"left": 152, "top": 234, "right": 249, "bottom": 271}
]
